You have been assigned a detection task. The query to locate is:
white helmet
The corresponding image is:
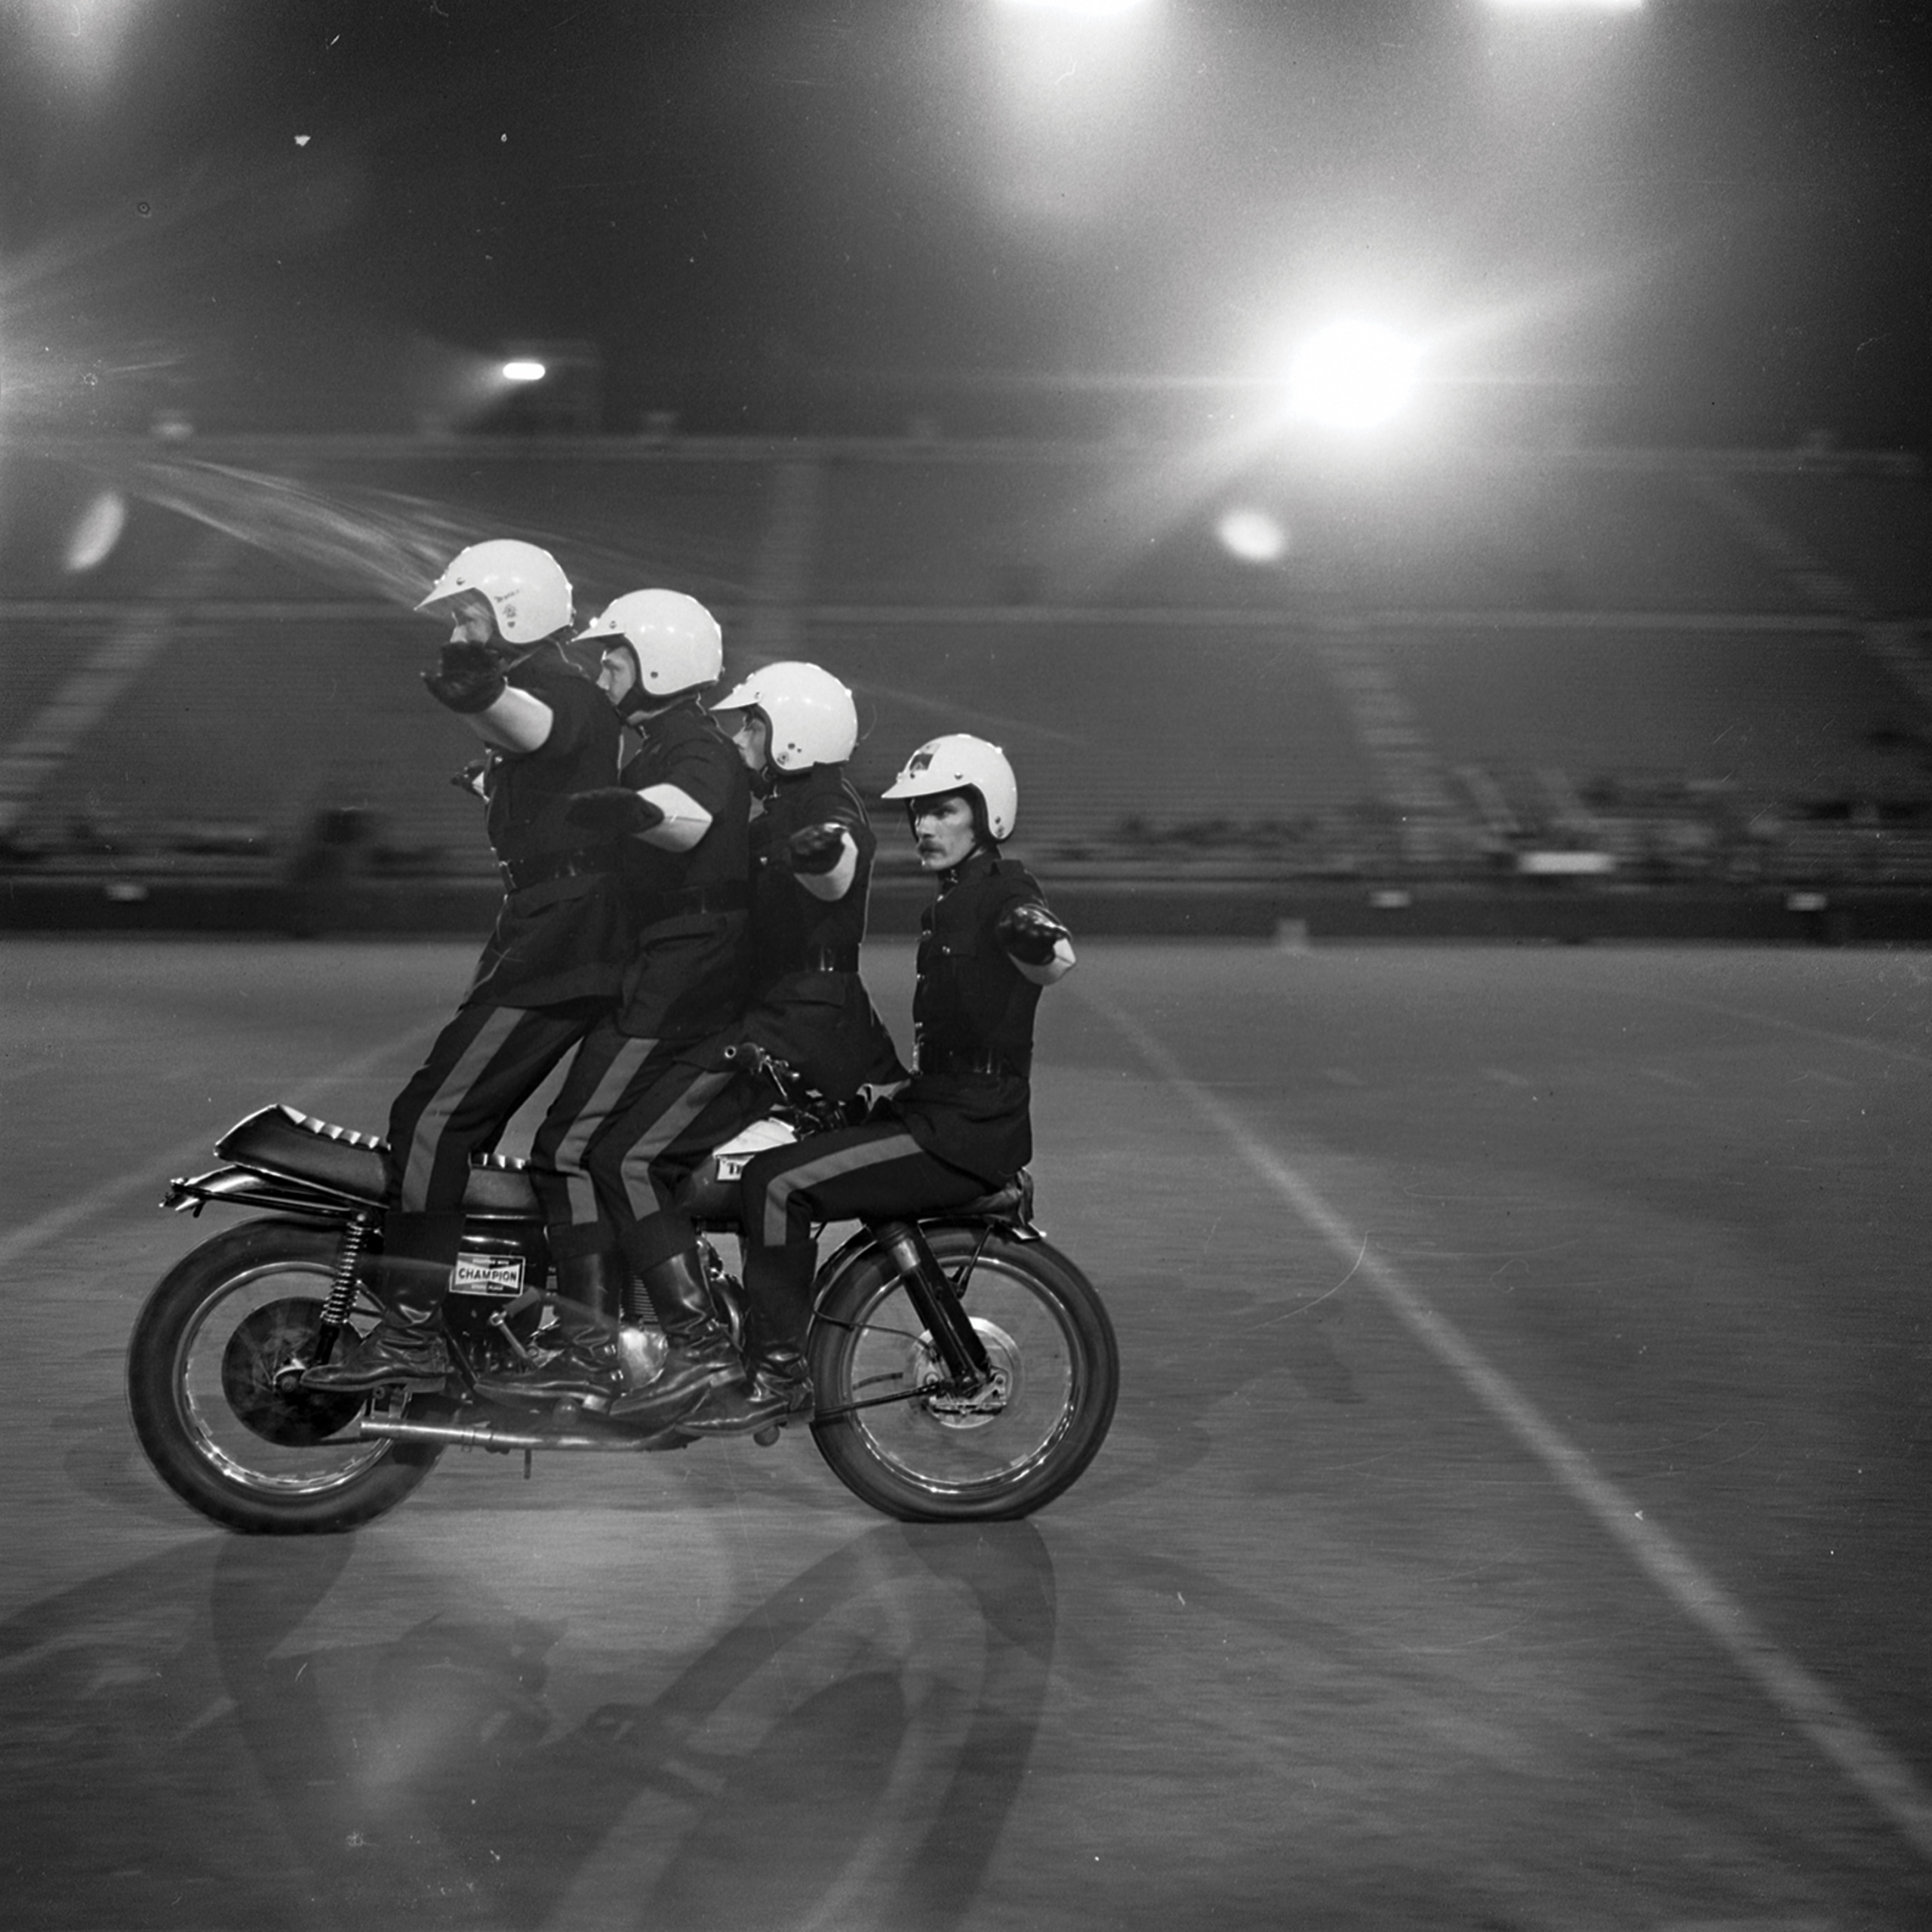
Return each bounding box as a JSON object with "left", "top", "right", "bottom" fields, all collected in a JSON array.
[
  {"left": 577, "top": 589, "right": 722, "bottom": 698},
  {"left": 417, "top": 540, "right": 572, "bottom": 645},
  {"left": 881, "top": 734, "right": 1018, "bottom": 842},
  {"left": 712, "top": 662, "right": 857, "bottom": 771}
]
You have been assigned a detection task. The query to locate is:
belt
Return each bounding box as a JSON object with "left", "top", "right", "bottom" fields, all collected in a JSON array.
[
  {"left": 500, "top": 849, "right": 611, "bottom": 894},
  {"left": 632, "top": 879, "right": 749, "bottom": 926},
  {"left": 918, "top": 1048, "right": 1027, "bottom": 1079}
]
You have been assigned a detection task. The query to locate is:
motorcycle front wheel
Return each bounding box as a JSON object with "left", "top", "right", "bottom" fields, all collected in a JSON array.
[
  {"left": 127, "top": 1218, "right": 441, "bottom": 1534},
  {"left": 808, "top": 1225, "right": 1118, "bottom": 1522}
]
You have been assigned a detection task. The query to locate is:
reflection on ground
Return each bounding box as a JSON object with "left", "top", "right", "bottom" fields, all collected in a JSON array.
[{"left": 1, "top": 1521, "right": 1056, "bottom": 1930}]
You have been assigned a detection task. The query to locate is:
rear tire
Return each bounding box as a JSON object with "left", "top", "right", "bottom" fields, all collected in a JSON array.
[
  {"left": 807, "top": 1226, "right": 1118, "bottom": 1522},
  {"left": 128, "top": 1219, "right": 441, "bottom": 1534}
]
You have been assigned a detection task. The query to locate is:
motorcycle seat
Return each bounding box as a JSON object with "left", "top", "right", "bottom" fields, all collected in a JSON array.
[
  {"left": 954, "top": 1171, "right": 1033, "bottom": 1223},
  {"left": 215, "top": 1104, "right": 539, "bottom": 1213}
]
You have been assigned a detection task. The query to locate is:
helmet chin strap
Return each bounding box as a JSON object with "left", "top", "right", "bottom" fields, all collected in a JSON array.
[
  {"left": 488, "top": 632, "right": 565, "bottom": 672},
  {"left": 620, "top": 685, "right": 701, "bottom": 725}
]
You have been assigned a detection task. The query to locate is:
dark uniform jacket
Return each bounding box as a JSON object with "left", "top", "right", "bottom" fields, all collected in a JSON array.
[
  {"left": 738, "top": 766, "right": 906, "bottom": 1102},
  {"left": 614, "top": 699, "right": 753, "bottom": 1043},
  {"left": 463, "top": 651, "right": 627, "bottom": 1011},
  {"left": 890, "top": 846, "right": 1057, "bottom": 1185}
]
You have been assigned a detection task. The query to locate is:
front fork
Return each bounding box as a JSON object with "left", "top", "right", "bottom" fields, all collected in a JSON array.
[{"left": 872, "top": 1220, "right": 994, "bottom": 1388}]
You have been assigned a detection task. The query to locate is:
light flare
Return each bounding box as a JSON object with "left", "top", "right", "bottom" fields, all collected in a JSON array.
[
  {"left": 14, "top": 0, "right": 142, "bottom": 87},
  {"left": 41, "top": 450, "right": 750, "bottom": 621},
  {"left": 63, "top": 488, "right": 128, "bottom": 571},
  {"left": 1216, "top": 508, "right": 1287, "bottom": 564},
  {"left": 994, "top": 0, "right": 1152, "bottom": 15}
]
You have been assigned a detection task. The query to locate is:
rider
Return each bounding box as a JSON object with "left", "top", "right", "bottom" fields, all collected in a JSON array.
[
  {"left": 584, "top": 662, "right": 906, "bottom": 1423},
  {"left": 673, "top": 734, "right": 1075, "bottom": 1436},
  {"left": 305, "top": 540, "right": 628, "bottom": 1393},
  {"left": 490, "top": 590, "right": 755, "bottom": 1404},
  {"left": 711, "top": 661, "right": 904, "bottom": 1106}
]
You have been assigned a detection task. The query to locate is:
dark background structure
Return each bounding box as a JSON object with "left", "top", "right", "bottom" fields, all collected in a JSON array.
[
  {"left": 3, "top": 0, "right": 1928, "bottom": 447},
  {"left": 2, "top": 1, "right": 1930, "bottom": 942}
]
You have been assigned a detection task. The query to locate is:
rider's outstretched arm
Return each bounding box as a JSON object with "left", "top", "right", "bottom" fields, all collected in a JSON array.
[
  {"left": 424, "top": 643, "right": 558, "bottom": 752},
  {"left": 787, "top": 820, "right": 860, "bottom": 903},
  {"left": 563, "top": 783, "right": 714, "bottom": 852},
  {"left": 997, "top": 900, "right": 1076, "bottom": 987}
]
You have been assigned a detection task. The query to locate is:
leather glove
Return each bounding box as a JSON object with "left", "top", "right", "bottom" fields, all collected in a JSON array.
[
  {"left": 423, "top": 641, "right": 506, "bottom": 714},
  {"left": 787, "top": 821, "right": 848, "bottom": 875},
  {"left": 565, "top": 787, "right": 666, "bottom": 835},
  {"left": 995, "top": 900, "right": 1070, "bottom": 966}
]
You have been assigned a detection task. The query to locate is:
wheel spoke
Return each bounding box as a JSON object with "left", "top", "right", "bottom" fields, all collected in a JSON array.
[
  {"left": 807, "top": 1227, "right": 1117, "bottom": 1519},
  {"left": 833, "top": 1262, "right": 1080, "bottom": 1495},
  {"left": 130, "top": 1220, "right": 446, "bottom": 1532},
  {"left": 177, "top": 1261, "right": 392, "bottom": 1496}
]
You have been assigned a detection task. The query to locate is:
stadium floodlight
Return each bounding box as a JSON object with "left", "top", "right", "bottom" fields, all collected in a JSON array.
[
  {"left": 1284, "top": 321, "right": 1422, "bottom": 433},
  {"left": 994, "top": 0, "right": 1152, "bottom": 17},
  {"left": 500, "top": 359, "right": 547, "bottom": 383}
]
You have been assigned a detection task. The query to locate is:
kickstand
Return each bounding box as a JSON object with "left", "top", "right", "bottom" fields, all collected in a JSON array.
[{"left": 523, "top": 1449, "right": 533, "bottom": 1481}]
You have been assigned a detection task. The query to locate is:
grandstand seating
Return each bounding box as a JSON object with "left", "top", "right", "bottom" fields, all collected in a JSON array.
[
  {"left": 2, "top": 435, "right": 1927, "bottom": 888},
  {"left": 1392, "top": 623, "right": 1915, "bottom": 808},
  {"left": 1731, "top": 468, "right": 1932, "bottom": 617}
]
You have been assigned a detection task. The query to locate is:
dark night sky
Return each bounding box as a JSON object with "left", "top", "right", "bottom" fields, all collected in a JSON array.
[{"left": 2, "top": 0, "right": 1928, "bottom": 448}]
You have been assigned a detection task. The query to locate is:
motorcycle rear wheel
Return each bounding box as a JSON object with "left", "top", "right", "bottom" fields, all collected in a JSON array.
[
  {"left": 127, "top": 1218, "right": 441, "bottom": 1534},
  {"left": 807, "top": 1226, "right": 1118, "bottom": 1522}
]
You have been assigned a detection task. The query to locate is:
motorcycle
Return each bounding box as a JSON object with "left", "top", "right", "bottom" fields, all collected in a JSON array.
[{"left": 126, "top": 1051, "right": 1119, "bottom": 1534}]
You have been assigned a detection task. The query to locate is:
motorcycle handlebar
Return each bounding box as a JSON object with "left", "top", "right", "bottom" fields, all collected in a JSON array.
[
  {"left": 723, "top": 1041, "right": 810, "bottom": 1104},
  {"left": 722, "top": 1042, "right": 873, "bottom": 1133}
]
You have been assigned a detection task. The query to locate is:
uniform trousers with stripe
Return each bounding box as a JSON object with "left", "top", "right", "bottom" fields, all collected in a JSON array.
[
  {"left": 383, "top": 998, "right": 608, "bottom": 1270},
  {"left": 530, "top": 1019, "right": 754, "bottom": 1275},
  {"left": 737, "top": 1120, "right": 989, "bottom": 1295}
]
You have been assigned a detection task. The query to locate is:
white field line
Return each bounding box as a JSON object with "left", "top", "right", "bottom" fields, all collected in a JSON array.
[
  {"left": 1072, "top": 978, "right": 1932, "bottom": 1869},
  {"left": 0, "top": 1018, "right": 442, "bottom": 1274},
  {"left": 1608, "top": 988, "right": 1932, "bottom": 1075}
]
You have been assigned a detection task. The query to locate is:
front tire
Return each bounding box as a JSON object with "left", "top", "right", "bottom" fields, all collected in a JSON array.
[
  {"left": 127, "top": 1219, "right": 441, "bottom": 1534},
  {"left": 807, "top": 1226, "right": 1118, "bottom": 1521}
]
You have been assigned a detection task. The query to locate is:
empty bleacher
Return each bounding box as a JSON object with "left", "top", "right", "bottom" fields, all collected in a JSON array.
[
  {"left": 1391, "top": 622, "right": 1913, "bottom": 808},
  {"left": 806, "top": 616, "right": 1378, "bottom": 862},
  {"left": 1728, "top": 467, "right": 1932, "bottom": 617},
  {"left": 4, "top": 434, "right": 1930, "bottom": 894}
]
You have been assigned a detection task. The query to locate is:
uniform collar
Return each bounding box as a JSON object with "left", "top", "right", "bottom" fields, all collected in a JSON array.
[{"left": 936, "top": 844, "right": 999, "bottom": 894}]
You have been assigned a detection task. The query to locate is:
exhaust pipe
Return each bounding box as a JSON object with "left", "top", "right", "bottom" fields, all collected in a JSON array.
[{"left": 358, "top": 1415, "right": 685, "bottom": 1454}]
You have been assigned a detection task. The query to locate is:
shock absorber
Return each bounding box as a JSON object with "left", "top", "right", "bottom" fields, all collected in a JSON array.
[
  {"left": 872, "top": 1220, "right": 993, "bottom": 1386},
  {"left": 315, "top": 1212, "right": 377, "bottom": 1355}
]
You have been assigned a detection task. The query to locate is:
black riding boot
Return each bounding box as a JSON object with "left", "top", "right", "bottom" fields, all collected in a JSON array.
[
  {"left": 679, "top": 1244, "right": 817, "bottom": 1435},
  {"left": 303, "top": 1215, "right": 458, "bottom": 1392},
  {"left": 472, "top": 1247, "right": 628, "bottom": 1402},
  {"left": 606, "top": 1247, "right": 743, "bottom": 1428}
]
